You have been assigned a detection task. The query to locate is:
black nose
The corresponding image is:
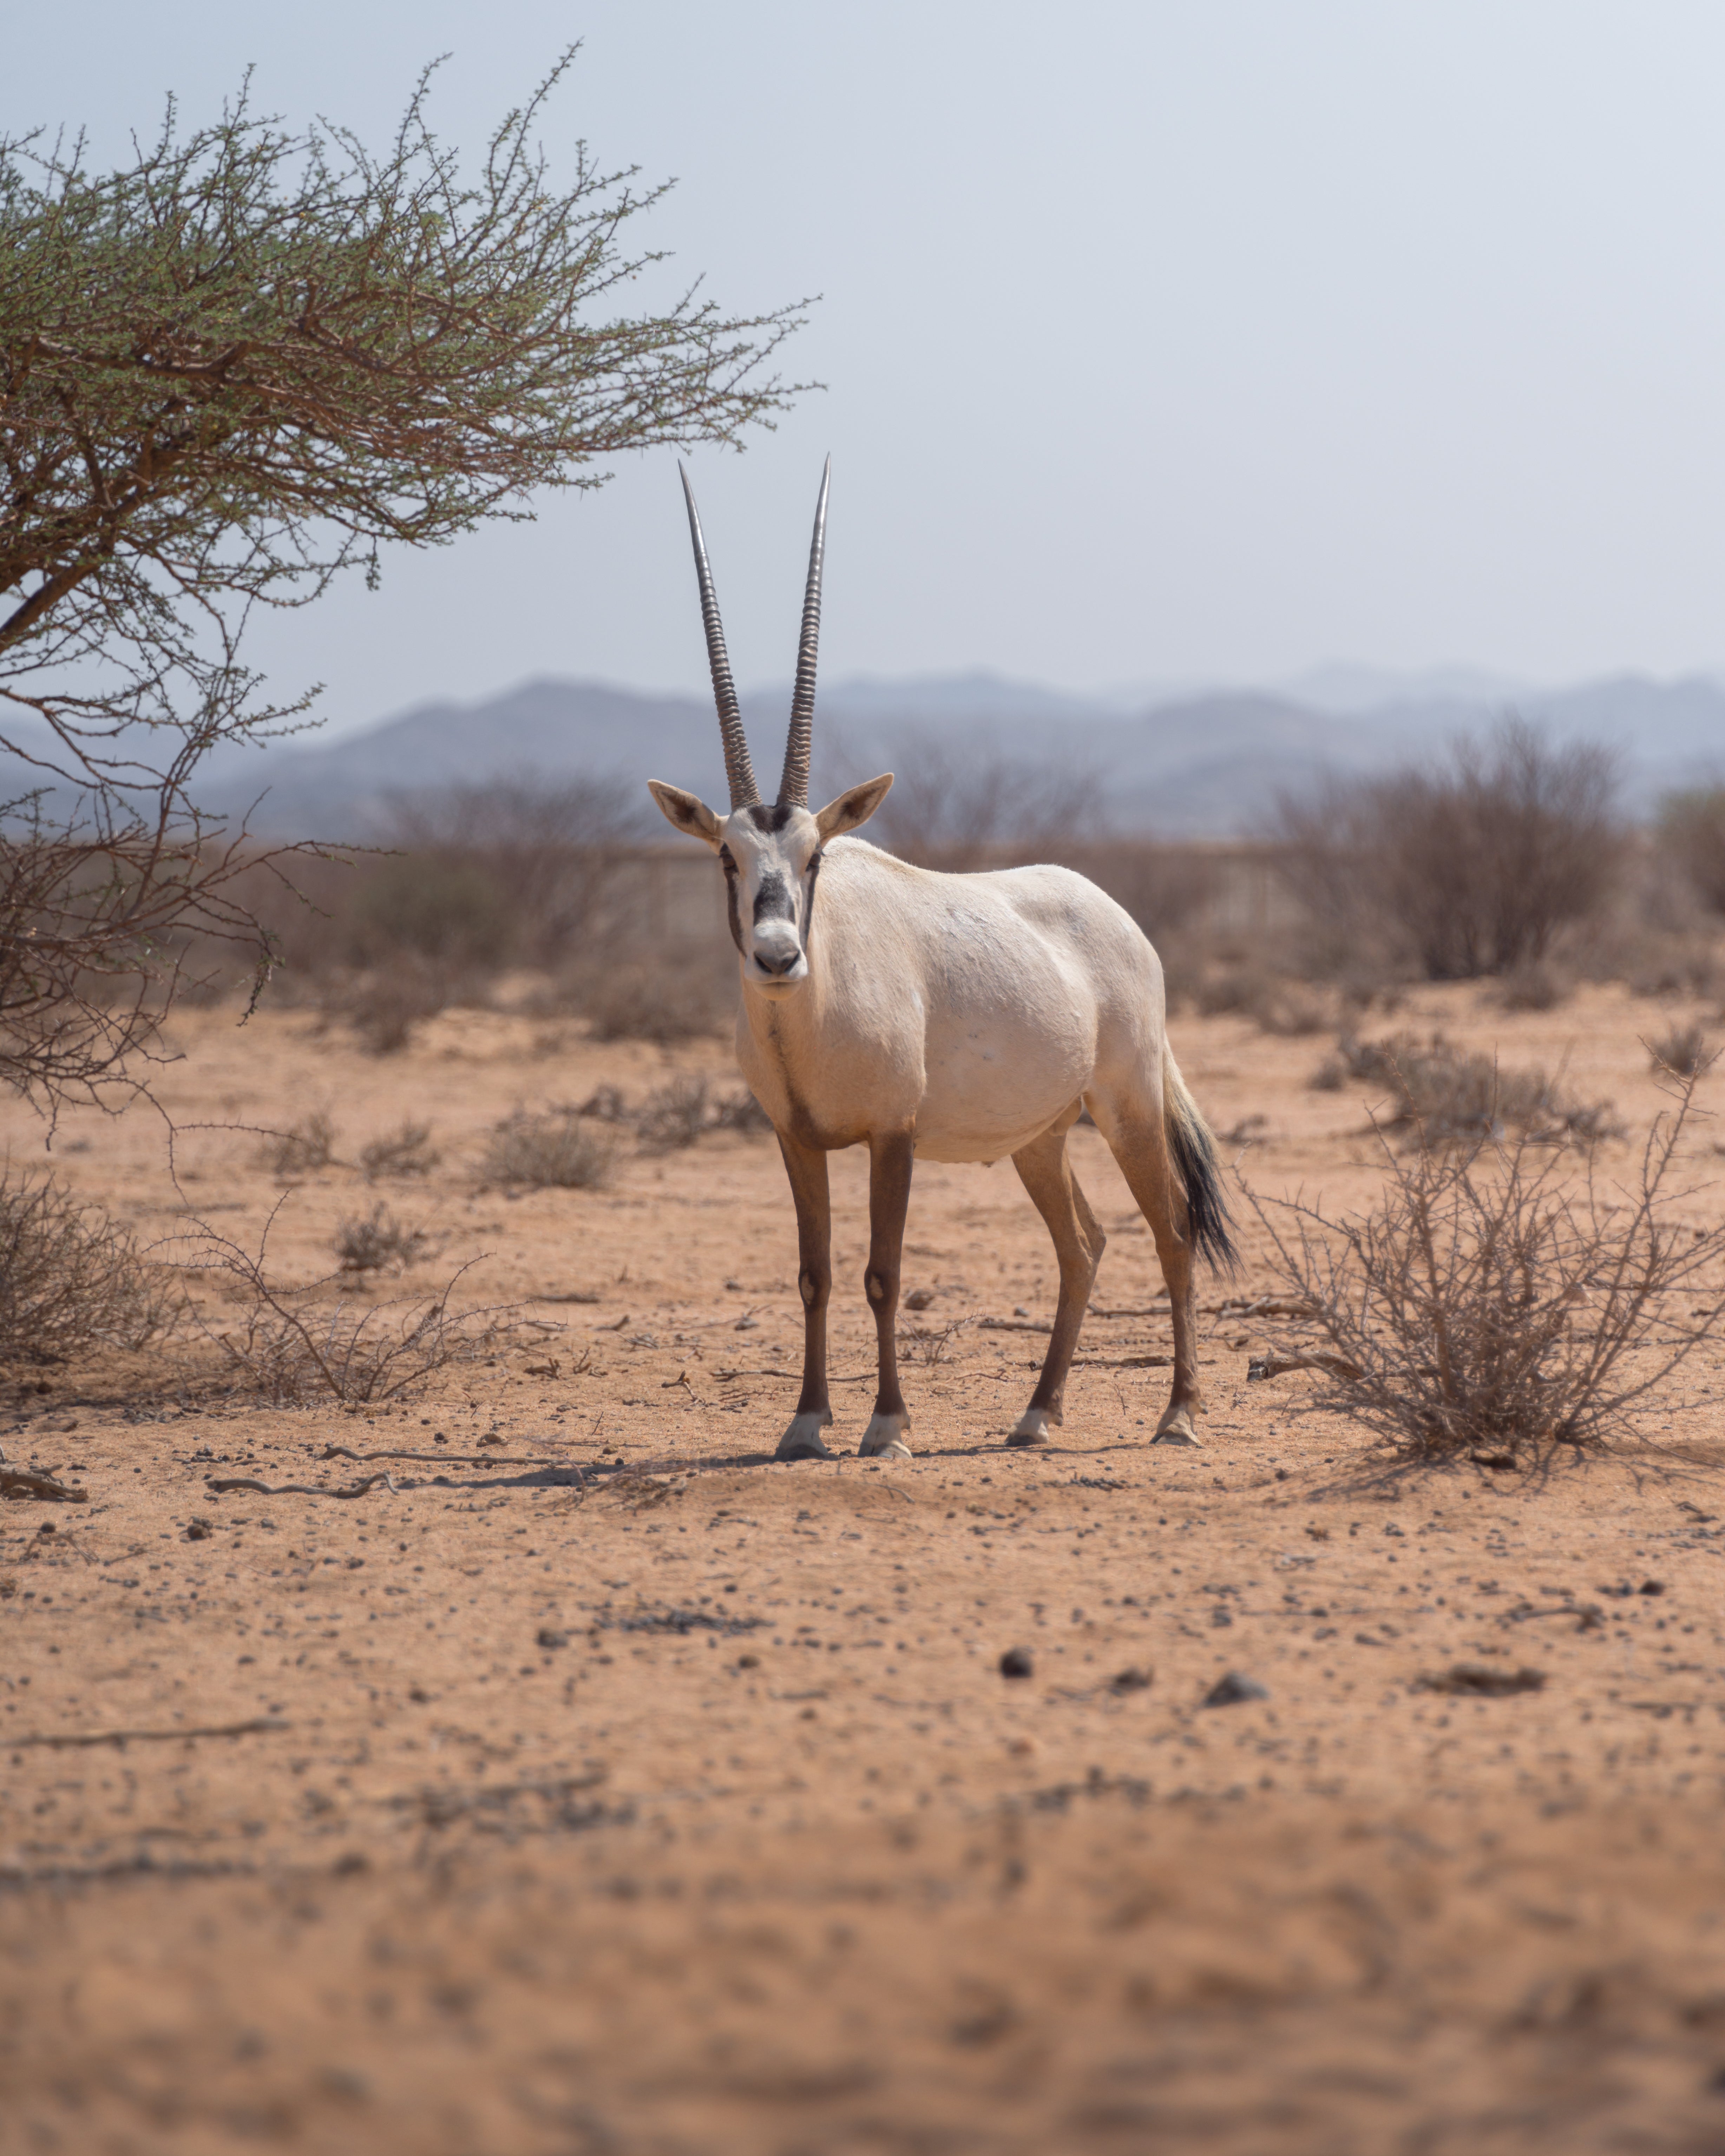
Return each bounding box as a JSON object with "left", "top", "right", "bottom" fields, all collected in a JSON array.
[{"left": 755, "top": 947, "right": 800, "bottom": 977}]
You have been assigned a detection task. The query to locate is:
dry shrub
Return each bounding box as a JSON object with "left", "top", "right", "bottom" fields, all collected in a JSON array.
[
  {"left": 1275, "top": 718, "right": 1623, "bottom": 981},
  {"left": 261, "top": 1111, "right": 339, "bottom": 1178},
  {"left": 1658, "top": 787, "right": 1725, "bottom": 918},
  {"left": 710, "top": 1085, "right": 773, "bottom": 1135},
  {"left": 360, "top": 1122, "right": 441, "bottom": 1181},
  {"left": 333, "top": 1204, "right": 435, "bottom": 1275},
  {"left": 1649, "top": 1023, "right": 1711, "bottom": 1079},
  {"left": 579, "top": 963, "right": 728, "bottom": 1044},
  {"left": 635, "top": 1076, "right": 713, "bottom": 1153},
  {"left": 1247, "top": 1072, "right": 1725, "bottom": 1467},
  {"left": 632, "top": 1076, "right": 773, "bottom": 1151},
  {"left": 866, "top": 747, "right": 1093, "bottom": 872},
  {"left": 483, "top": 1110, "right": 616, "bottom": 1189},
  {"left": 0, "top": 1171, "right": 177, "bottom": 1364},
  {"left": 1492, "top": 960, "right": 1572, "bottom": 1013},
  {"left": 182, "top": 1207, "right": 518, "bottom": 1405},
  {"left": 1323, "top": 1032, "right": 1618, "bottom": 1149},
  {"left": 324, "top": 964, "right": 448, "bottom": 1054}
]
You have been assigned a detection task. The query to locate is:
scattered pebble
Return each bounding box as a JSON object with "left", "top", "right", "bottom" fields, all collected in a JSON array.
[
  {"left": 536, "top": 1627, "right": 569, "bottom": 1649},
  {"left": 1202, "top": 1671, "right": 1269, "bottom": 1707},
  {"left": 999, "top": 1646, "right": 1034, "bottom": 1679}
]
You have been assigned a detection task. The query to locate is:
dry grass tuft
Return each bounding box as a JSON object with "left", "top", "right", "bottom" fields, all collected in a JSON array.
[
  {"left": 0, "top": 1171, "right": 177, "bottom": 1365},
  {"left": 359, "top": 1121, "right": 441, "bottom": 1181},
  {"left": 1649, "top": 1022, "right": 1711, "bottom": 1079},
  {"left": 483, "top": 1110, "right": 616, "bottom": 1190},
  {"left": 261, "top": 1111, "right": 340, "bottom": 1178},
  {"left": 580, "top": 964, "right": 727, "bottom": 1044},
  {"left": 634, "top": 1076, "right": 714, "bottom": 1153},
  {"left": 1319, "top": 1032, "right": 1619, "bottom": 1149},
  {"left": 333, "top": 1204, "right": 436, "bottom": 1275},
  {"left": 182, "top": 1204, "right": 519, "bottom": 1405},
  {"left": 1246, "top": 1071, "right": 1725, "bottom": 1468}
]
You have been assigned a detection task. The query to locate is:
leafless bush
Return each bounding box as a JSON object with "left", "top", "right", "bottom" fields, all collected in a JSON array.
[
  {"left": 710, "top": 1085, "right": 773, "bottom": 1135},
  {"left": 1246, "top": 1072, "right": 1725, "bottom": 1467},
  {"left": 635, "top": 1076, "right": 713, "bottom": 1152},
  {"left": 1321, "top": 1032, "right": 1619, "bottom": 1149},
  {"left": 1659, "top": 788, "right": 1725, "bottom": 918},
  {"left": 360, "top": 1122, "right": 441, "bottom": 1181},
  {"left": 1649, "top": 1023, "right": 1712, "bottom": 1078},
  {"left": 261, "top": 1111, "right": 339, "bottom": 1178},
  {"left": 630, "top": 1075, "right": 774, "bottom": 1150},
  {"left": 178, "top": 1202, "right": 519, "bottom": 1405},
  {"left": 482, "top": 1110, "right": 616, "bottom": 1189},
  {"left": 579, "top": 962, "right": 729, "bottom": 1044},
  {"left": 374, "top": 777, "right": 649, "bottom": 965},
  {"left": 865, "top": 746, "right": 1095, "bottom": 871},
  {"left": 0, "top": 1170, "right": 177, "bottom": 1364},
  {"left": 1492, "top": 960, "right": 1572, "bottom": 1012},
  {"left": 334, "top": 1204, "right": 436, "bottom": 1275},
  {"left": 897, "top": 1317, "right": 971, "bottom": 1366},
  {"left": 0, "top": 796, "right": 296, "bottom": 1118},
  {"left": 1274, "top": 719, "right": 1624, "bottom": 981},
  {"left": 323, "top": 963, "right": 449, "bottom": 1054}
]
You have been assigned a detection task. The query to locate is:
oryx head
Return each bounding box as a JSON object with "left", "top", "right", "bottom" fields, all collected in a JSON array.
[{"left": 649, "top": 461, "right": 893, "bottom": 998}]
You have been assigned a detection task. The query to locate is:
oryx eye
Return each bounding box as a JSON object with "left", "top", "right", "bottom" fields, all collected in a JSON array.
[{"left": 719, "top": 845, "right": 737, "bottom": 875}]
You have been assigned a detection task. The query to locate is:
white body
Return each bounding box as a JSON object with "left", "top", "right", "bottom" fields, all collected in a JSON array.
[{"left": 733, "top": 839, "right": 1165, "bottom": 1163}]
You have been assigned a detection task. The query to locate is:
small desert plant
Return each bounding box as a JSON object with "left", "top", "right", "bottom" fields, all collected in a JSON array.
[
  {"left": 1323, "top": 1032, "right": 1618, "bottom": 1149},
  {"left": 635, "top": 1076, "right": 713, "bottom": 1152},
  {"left": 483, "top": 1109, "right": 616, "bottom": 1189},
  {"left": 333, "top": 1204, "right": 435, "bottom": 1275},
  {"left": 1275, "top": 718, "right": 1624, "bottom": 981},
  {"left": 710, "top": 1084, "right": 773, "bottom": 1134},
  {"left": 1246, "top": 1070, "right": 1725, "bottom": 1468},
  {"left": 897, "top": 1317, "right": 972, "bottom": 1366},
  {"left": 262, "top": 1111, "right": 340, "bottom": 1178},
  {"left": 359, "top": 1122, "right": 441, "bottom": 1181},
  {"left": 182, "top": 1204, "right": 518, "bottom": 1405},
  {"left": 1493, "top": 960, "right": 1571, "bottom": 1013},
  {"left": 327, "top": 966, "right": 448, "bottom": 1054},
  {"left": 1649, "top": 1023, "right": 1712, "bottom": 1078},
  {"left": 581, "top": 963, "right": 728, "bottom": 1044},
  {"left": 1659, "top": 787, "right": 1725, "bottom": 918},
  {"left": 0, "top": 1171, "right": 177, "bottom": 1363}
]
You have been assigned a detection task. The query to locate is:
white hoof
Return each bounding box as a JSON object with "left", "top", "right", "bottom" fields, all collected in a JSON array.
[
  {"left": 1006, "top": 1408, "right": 1054, "bottom": 1448},
  {"left": 858, "top": 1413, "right": 912, "bottom": 1460},
  {"left": 1152, "top": 1405, "right": 1201, "bottom": 1448},
  {"left": 776, "top": 1410, "right": 835, "bottom": 1461}
]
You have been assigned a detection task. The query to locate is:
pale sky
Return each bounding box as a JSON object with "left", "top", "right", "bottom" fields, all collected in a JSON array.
[{"left": 10, "top": 2, "right": 1725, "bottom": 735}]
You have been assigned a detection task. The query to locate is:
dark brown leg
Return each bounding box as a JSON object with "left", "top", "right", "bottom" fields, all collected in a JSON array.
[
  {"left": 858, "top": 1129, "right": 915, "bottom": 1458},
  {"left": 1100, "top": 1111, "right": 1201, "bottom": 1442},
  {"left": 1006, "top": 1126, "right": 1107, "bottom": 1446},
  {"left": 775, "top": 1131, "right": 835, "bottom": 1460}
]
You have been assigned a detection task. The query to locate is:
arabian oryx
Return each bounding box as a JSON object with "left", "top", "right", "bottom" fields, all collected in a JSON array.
[{"left": 648, "top": 462, "right": 1236, "bottom": 1461}]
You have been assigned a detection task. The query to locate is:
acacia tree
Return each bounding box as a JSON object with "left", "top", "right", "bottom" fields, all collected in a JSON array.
[{"left": 0, "top": 57, "right": 807, "bottom": 1115}]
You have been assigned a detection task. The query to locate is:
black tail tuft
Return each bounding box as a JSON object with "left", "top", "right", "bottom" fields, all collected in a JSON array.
[{"left": 1167, "top": 1103, "right": 1239, "bottom": 1277}]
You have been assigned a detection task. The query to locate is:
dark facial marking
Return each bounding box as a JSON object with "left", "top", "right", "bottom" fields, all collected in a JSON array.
[
  {"left": 743, "top": 802, "right": 795, "bottom": 834},
  {"left": 753, "top": 869, "right": 795, "bottom": 925},
  {"left": 719, "top": 844, "right": 745, "bottom": 954},
  {"left": 803, "top": 849, "right": 823, "bottom": 952}
]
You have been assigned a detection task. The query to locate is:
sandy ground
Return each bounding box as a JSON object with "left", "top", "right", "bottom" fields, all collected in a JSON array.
[{"left": 1, "top": 981, "right": 1723, "bottom": 2154}]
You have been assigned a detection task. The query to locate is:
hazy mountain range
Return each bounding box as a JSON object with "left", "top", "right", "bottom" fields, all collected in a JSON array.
[{"left": 184, "top": 665, "right": 1725, "bottom": 840}]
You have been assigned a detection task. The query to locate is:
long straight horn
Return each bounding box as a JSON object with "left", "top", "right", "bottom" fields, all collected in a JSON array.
[
  {"left": 679, "top": 464, "right": 760, "bottom": 810},
  {"left": 778, "top": 456, "right": 831, "bottom": 808}
]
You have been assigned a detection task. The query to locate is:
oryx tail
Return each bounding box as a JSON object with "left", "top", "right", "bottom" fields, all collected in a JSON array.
[{"left": 1162, "top": 1045, "right": 1238, "bottom": 1275}]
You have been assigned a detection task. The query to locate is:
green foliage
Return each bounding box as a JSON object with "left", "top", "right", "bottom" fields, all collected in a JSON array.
[{"left": 0, "top": 58, "right": 806, "bottom": 1110}]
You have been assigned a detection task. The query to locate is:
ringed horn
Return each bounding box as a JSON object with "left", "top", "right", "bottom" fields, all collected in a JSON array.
[{"left": 678, "top": 458, "right": 831, "bottom": 813}]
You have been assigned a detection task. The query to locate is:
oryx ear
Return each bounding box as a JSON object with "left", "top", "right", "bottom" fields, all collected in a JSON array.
[
  {"left": 815, "top": 773, "right": 893, "bottom": 841},
  {"left": 648, "top": 780, "right": 723, "bottom": 848}
]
